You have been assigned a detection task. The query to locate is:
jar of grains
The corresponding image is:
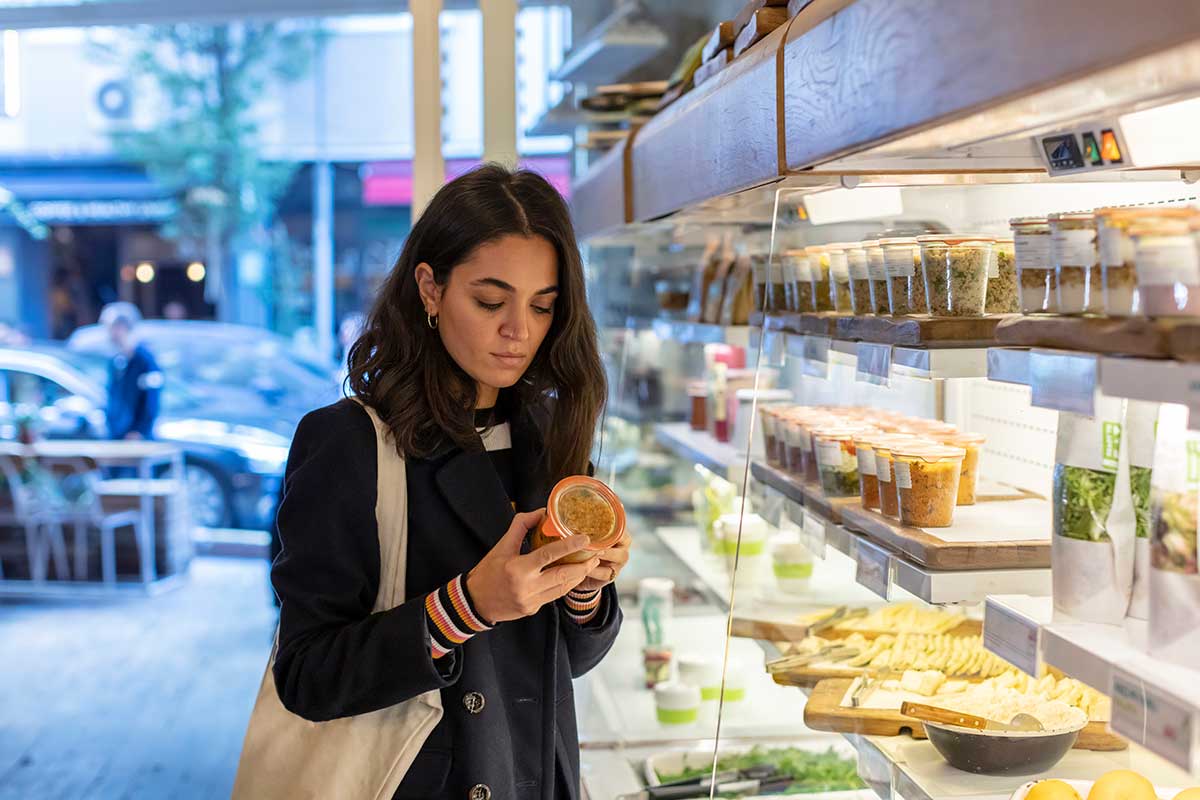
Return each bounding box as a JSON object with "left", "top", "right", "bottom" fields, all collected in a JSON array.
[
  {"left": 865, "top": 242, "right": 891, "bottom": 314},
  {"left": 1010, "top": 216, "right": 1057, "bottom": 313},
  {"left": 986, "top": 236, "right": 1018, "bottom": 313},
  {"left": 1132, "top": 213, "right": 1200, "bottom": 318},
  {"left": 807, "top": 246, "right": 834, "bottom": 312},
  {"left": 846, "top": 243, "right": 873, "bottom": 315},
  {"left": 1049, "top": 212, "right": 1100, "bottom": 315},
  {"left": 826, "top": 244, "right": 853, "bottom": 312},
  {"left": 880, "top": 237, "right": 923, "bottom": 315}
]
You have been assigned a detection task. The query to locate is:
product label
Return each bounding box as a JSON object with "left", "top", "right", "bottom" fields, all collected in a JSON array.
[
  {"left": 876, "top": 455, "right": 892, "bottom": 483},
  {"left": 1052, "top": 227, "right": 1097, "bottom": 268},
  {"left": 817, "top": 440, "right": 844, "bottom": 470},
  {"left": 856, "top": 342, "right": 891, "bottom": 387},
  {"left": 855, "top": 537, "right": 892, "bottom": 599},
  {"left": 1109, "top": 667, "right": 1196, "bottom": 772},
  {"left": 1014, "top": 231, "right": 1052, "bottom": 270},
  {"left": 987, "top": 250, "right": 999, "bottom": 279},
  {"left": 858, "top": 447, "right": 877, "bottom": 476},
  {"left": 884, "top": 248, "right": 917, "bottom": 278},
  {"left": 1099, "top": 225, "right": 1136, "bottom": 269},
  {"left": 1136, "top": 239, "right": 1200, "bottom": 286},
  {"left": 893, "top": 459, "right": 913, "bottom": 489},
  {"left": 1055, "top": 396, "right": 1123, "bottom": 474},
  {"left": 982, "top": 599, "right": 1040, "bottom": 677},
  {"left": 867, "top": 252, "right": 888, "bottom": 281},
  {"left": 847, "top": 252, "right": 869, "bottom": 281}
]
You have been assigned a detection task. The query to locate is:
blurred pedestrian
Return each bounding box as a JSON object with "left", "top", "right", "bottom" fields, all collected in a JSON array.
[{"left": 100, "top": 302, "right": 162, "bottom": 441}]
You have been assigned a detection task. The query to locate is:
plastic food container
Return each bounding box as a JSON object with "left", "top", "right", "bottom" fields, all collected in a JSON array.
[
  {"left": 846, "top": 243, "right": 873, "bottom": 315},
  {"left": 813, "top": 428, "right": 862, "bottom": 497},
  {"left": 1049, "top": 212, "right": 1099, "bottom": 315},
  {"left": 870, "top": 434, "right": 920, "bottom": 517},
  {"left": 734, "top": 389, "right": 792, "bottom": 458},
  {"left": 760, "top": 405, "right": 782, "bottom": 466},
  {"left": 893, "top": 444, "right": 966, "bottom": 528},
  {"left": 986, "top": 237, "right": 1018, "bottom": 314},
  {"left": 807, "top": 246, "right": 834, "bottom": 312},
  {"left": 796, "top": 255, "right": 816, "bottom": 312},
  {"left": 1010, "top": 217, "right": 1057, "bottom": 314},
  {"left": 865, "top": 242, "right": 891, "bottom": 314},
  {"left": 854, "top": 433, "right": 883, "bottom": 510},
  {"left": 919, "top": 235, "right": 994, "bottom": 316},
  {"left": 530, "top": 476, "right": 626, "bottom": 563},
  {"left": 781, "top": 254, "right": 798, "bottom": 312},
  {"left": 752, "top": 254, "right": 786, "bottom": 313},
  {"left": 772, "top": 541, "right": 814, "bottom": 594},
  {"left": 936, "top": 432, "right": 986, "bottom": 505},
  {"left": 1132, "top": 211, "right": 1200, "bottom": 318},
  {"left": 714, "top": 512, "right": 768, "bottom": 559},
  {"left": 687, "top": 381, "right": 707, "bottom": 432},
  {"left": 826, "top": 244, "right": 853, "bottom": 312},
  {"left": 880, "top": 237, "right": 923, "bottom": 315},
  {"left": 676, "top": 655, "right": 723, "bottom": 701},
  {"left": 654, "top": 681, "right": 701, "bottom": 725},
  {"left": 1094, "top": 207, "right": 1163, "bottom": 317}
]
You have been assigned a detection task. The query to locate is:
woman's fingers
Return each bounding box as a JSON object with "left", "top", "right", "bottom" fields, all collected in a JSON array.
[
  {"left": 533, "top": 557, "right": 598, "bottom": 597},
  {"left": 528, "top": 534, "right": 591, "bottom": 569}
]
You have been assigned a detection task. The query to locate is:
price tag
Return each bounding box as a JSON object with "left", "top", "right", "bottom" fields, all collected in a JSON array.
[
  {"left": 1030, "top": 350, "right": 1097, "bottom": 415},
  {"left": 983, "top": 599, "right": 1040, "bottom": 677},
  {"left": 856, "top": 342, "right": 892, "bottom": 387},
  {"left": 1109, "top": 667, "right": 1198, "bottom": 772},
  {"left": 786, "top": 333, "right": 806, "bottom": 363},
  {"left": 762, "top": 329, "right": 785, "bottom": 367},
  {"left": 855, "top": 537, "right": 892, "bottom": 599},
  {"left": 761, "top": 486, "right": 785, "bottom": 528},
  {"left": 803, "top": 335, "right": 831, "bottom": 379},
  {"left": 802, "top": 508, "right": 827, "bottom": 556},
  {"left": 785, "top": 498, "right": 806, "bottom": 528}
]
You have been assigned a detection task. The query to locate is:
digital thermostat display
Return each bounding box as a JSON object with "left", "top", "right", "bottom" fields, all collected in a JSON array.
[{"left": 1043, "top": 134, "right": 1084, "bottom": 171}]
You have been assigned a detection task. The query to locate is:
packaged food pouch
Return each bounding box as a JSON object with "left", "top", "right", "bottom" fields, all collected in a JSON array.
[
  {"left": 702, "top": 245, "right": 736, "bottom": 323},
  {"left": 1148, "top": 403, "right": 1200, "bottom": 667},
  {"left": 719, "top": 254, "right": 754, "bottom": 325},
  {"left": 1126, "top": 399, "right": 1159, "bottom": 621},
  {"left": 1051, "top": 396, "right": 1135, "bottom": 624},
  {"left": 686, "top": 236, "right": 722, "bottom": 322}
]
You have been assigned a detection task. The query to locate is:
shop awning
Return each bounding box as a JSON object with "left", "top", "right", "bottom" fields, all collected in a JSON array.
[
  {"left": 361, "top": 156, "right": 571, "bottom": 207},
  {"left": 0, "top": 161, "right": 176, "bottom": 224}
]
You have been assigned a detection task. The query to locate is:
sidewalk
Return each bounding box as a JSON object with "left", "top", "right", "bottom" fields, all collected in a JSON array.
[{"left": 0, "top": 557, "right": 277, "bottom": 800}]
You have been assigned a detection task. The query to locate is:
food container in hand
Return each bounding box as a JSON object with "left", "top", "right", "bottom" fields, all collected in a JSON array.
[
  {"left": 893, "top": 444, "right": 966, "bottom": 527},
  {"left": 530, "top": 476, "right": 626, "bottom": 564},
  {"left": 772, "top": 540, "right": 814, "bottom": 594},
  {"left": 1010, "top": 216, "right": 1057, "bottom": 314},
  {"left": 813, "top": 428, "right": 863, "bottom": 497},
  {"left": 654, "top": 681, "right": 701, "bottom": 725},
  {"left": 676, "top": 655, "right": 723, "bottom": 701},
  {"left": 866, "top": 242, "right": 892, "bottom": 314},
  {"left": 1133, "top": 211, "right": 1200, "bottom": 318},
  {"left": 846, "top": 243, "right": 873, "bottom": 315},
  {"left": 986, "top": 237, "right": 1018, "bottom": 314},
  {"left": 880, "top": 236, "right": 924, "bottom": 315},
  {"left": 1049, "top": 212, "right": 1100, "bottom": 315},
  {"left": 826, "top": 244, "right": 854, "bottom": 312},
  {"left": 919, "top": 235, "right": 993, "bottom": 316},
  {"left": 935, "top": 432, "right": 986, "bottom": 505},
  {"left": 807, "top": 246, "right": 834, "bottom": 312}
]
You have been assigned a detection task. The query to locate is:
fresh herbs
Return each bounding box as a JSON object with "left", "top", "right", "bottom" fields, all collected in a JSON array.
[
  {"left": 1130, "top": 465, "right": 1153, "bottom": 540},
  {"left": 656, "top": 746, "right": 864, "bottom": 795},
  {"left": 1053, "top": 464, "right": 1117, "bottom": 542},
  {"left": 1153, "top": 489, "right": 1199, "bottom": 574}
]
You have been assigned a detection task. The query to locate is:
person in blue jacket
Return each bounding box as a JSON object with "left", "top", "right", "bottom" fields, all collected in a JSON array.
[{"left": 100, "top": 302, "right": 162, "bottom": 441}]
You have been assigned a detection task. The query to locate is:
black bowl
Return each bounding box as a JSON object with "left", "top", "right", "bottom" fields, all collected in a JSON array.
[{"left": 923, "top": 722, "right": 1081, "bottom": 776}]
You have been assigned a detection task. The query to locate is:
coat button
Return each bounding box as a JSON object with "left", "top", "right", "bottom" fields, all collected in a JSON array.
[
  {"left": 463, "top": 691, "right": 486, "bottom": 714},
  {"left": 469, "top": 784, "right": 491, "bottom": 800}
]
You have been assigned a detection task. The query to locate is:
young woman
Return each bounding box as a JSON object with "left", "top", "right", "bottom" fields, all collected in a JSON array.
[{"left": 268, "top": 165, "right": 630, "bottom": 800}]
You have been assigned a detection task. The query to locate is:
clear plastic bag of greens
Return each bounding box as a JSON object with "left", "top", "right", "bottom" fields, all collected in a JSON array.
[{"left": 1125, "top": 399, "right": 1159, "bottom": 620}]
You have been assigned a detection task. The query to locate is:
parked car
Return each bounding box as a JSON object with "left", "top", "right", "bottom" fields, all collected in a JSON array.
[
  {"left": 67, "top": 320, "right": 342, "bottom": 421},
  {"left": 0, "top": 343, "right": 299, "bottom": 530}
]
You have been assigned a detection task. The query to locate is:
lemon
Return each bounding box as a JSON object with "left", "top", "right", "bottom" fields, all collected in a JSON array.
[
  {"left": 1172, "top": 789, "right": 1200, "bottom": 800},
  {"left": 1087, "top": 770, "right": 1157, "bottom": 800},
  {"left": 1026, "top": 779, "right": 1083, "bottom": 800}
]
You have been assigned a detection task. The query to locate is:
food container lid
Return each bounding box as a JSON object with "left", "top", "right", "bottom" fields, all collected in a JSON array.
[
  {"left": 1009, "top": 216, "right": 1050, "bottom": 227},
  {"left": 917, "top": 234, "right": 995, "bottom": 246},
  {"left": 993, "top": 236, "right": 1015, "bottom": 245},
  {"left": 892, "top": 443, "right": 967, "bottom": 462},
  {"left": 654, "top": 681, "right": 702, "bottom": 709},
  {"left": 1095, "top": 206, "right": 1194, "bottom": 221},
  {"left": 547, "top": 476, "right": 625, "bottom": 549},
  {"left": 1048, "top": 211, "right": 1096, "bottom": 222},
  {"left": 1130, "top": 219, "right": 1195, "bottom": 237},
  {"left": 805, "top": 245, "right": 827, "bottom": 255},
  {"left": 735, "top": 388, "right": 793, "bottom": 402},
  {"left": 878, "top": 236, "right": 919, "bottom": 246},
  {"left": 939, "top": 431, "right": 987, "bottom": 445},
  {"left": 773, "top": 541, "right": 812, "bottom": 561}
]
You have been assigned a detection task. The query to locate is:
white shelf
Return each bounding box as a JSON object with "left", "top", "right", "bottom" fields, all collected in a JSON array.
[
  {"left": 654, "top": 422, "right": 743, "bottom": 479},
  {"left": 650, "top": 318, "right": 753, "bottom": 348},
  {"left": 890, "top": 557, "right": 1051, "bottom": 606},
  {"left": 984, "top": 595, "right": 1200, "bottom": 774}
]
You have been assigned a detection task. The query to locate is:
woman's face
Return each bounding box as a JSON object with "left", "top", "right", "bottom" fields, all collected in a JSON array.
[{"left": 417, "top": 234, "right": 559, "bottom": 406}]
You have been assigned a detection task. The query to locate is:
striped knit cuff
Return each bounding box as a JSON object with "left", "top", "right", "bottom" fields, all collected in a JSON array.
[
  {"left": 562, "top": 587, "right": 603, "bottom": 625},
  {"left": 426, "top": 574, "right": 492, "bottom": 660}
]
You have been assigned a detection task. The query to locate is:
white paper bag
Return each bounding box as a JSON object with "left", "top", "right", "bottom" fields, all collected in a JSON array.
[{"left": 1125, "top": 400, "right": 1159, "bottom": 621}]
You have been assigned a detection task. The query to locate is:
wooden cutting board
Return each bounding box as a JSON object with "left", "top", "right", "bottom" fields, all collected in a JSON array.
[
  {"left": 732, "top": 614, "right": 982, "bottom": 644},
  {"left": 802, "top": 678, "right": 1127, "bottom": 751}
]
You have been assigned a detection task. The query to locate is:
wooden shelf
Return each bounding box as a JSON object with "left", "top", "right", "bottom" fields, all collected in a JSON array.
[
  {"left": 835, "top": 314, "right": 1008, "bottom": 347},
  {"left": 995, "top": 315, "right": 1200, "bottom": 361},
  {"left": 570, "top": 135, "right": 631, "bottom": 241}
]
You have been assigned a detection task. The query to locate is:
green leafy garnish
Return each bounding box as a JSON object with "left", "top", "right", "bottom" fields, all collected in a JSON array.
[
  {"left": 655, "top": 746, "right": 864, "bottom": 795},
  {"left": 1130, "top": 465, "right": 1152, "bottom": 539},
  {"left": 1053, "top": 464, "right": 1116, "bottom": 542}
]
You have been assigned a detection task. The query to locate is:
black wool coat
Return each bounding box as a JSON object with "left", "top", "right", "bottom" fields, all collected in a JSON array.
[{"left": 270, "top": 399, "right": 622, "bottom": 800}]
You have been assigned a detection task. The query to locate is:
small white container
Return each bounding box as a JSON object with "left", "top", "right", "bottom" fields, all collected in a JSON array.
[
  {"left": 733, "top": 388, "right": 793, "bottom": 457},
  {"left": 772, "top": 540, "right": 814, "bottom": 594},
  {"left": 722, "top": 659, "right": 747, "bottom": 703},
  {"left": 654, "top": 681, "right": 701, "bottom": 725},
  {"left": 676, "top": 655, "right": 723, "bottom": 701},
  {"left": 714, "top": 512, "right": 769, "bottom": 559}
]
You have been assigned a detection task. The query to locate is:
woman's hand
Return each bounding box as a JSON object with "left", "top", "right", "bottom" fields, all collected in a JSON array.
[
  {"left": 574, "top": 528, "right": 632, "bottom": 593},
  {"left": 465, "top": 509, "right": 599, "bottom": 624}
]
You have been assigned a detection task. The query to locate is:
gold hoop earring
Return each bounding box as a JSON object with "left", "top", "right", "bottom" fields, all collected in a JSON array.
[{"left": 426, "top": 312, "right": 438, "bottom": 330}]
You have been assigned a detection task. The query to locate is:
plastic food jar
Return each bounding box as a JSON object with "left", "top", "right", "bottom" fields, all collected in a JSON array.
[
  {"left": 760, "top": 405, "right": 782, "bottom": 466},
  {"left": 936, "top": 431, "right": 986, "bottom": 505},
  {"left": 880, "top": 237, "right": 922, "bottom": 315},
  {"left": 826, "top": 244, "right": 853, "bottom": 312},
  {"left": 676, "top": 655, "right": 723, "bottom": 701},
  {"left": 873, "top": 435, "right": 926, "bottom": 518},
  {"left": 918, "top": 235, "right": 993, "bottom": 316},
  {"left": 530, "top": 476, "right": 627, "bottom": 563},
  {"left": 1010, "top": 216, "right": 1056, "bottom": 313},
  {"left": 752, "top": 254, "right": 786, "bottom": 313},
  {"left": 654, "top": 681, "right": 701, "bottom": 725},
  {"left": 845, "top": 243, "right": 873, "bottom": 315},
  {"left": 714, "top": 512, "right": 768, "bottom": 562},
  {"left": 986, "top": 237, "right": 1018, "bottom": 314},
  {"left": 814, "top": 427, "right": 872, "bottom": 497},
  {"left": 865, "top": 242, "right": 891, "bottom": 314},
  {"left": 1049, "top": 212, "right": 1099, "bottom": 315},
  {"left": 783, "top": 410, "right": 818, "bottom": 476},
  {"left": 772, "top": 541, "right": 814, "bottom": 594},
  {"left": 807, "top": 246, "right": 834, "bottom": 312},
  {"left": 1094, "top": 207, "right": 1166, "bottom": 317},
  {"left": 687, "top": 381, "right": 708, "bottom": 432},
  {"left": 892, "top": 444, "right": 966, "bottom": 528},
  {"left": 854, "top": 433, "right": 883, "bottom": 510},
  {"left": 781, "top": 254, "right": 798, "bottom": 312},
  {"left": 798, "top": 415, "right": 832, "bottom": 483},
  {"left": 785, "top": 251, "right": 813, "bottom": 312},
  {"left": 1132, "top": 211, "right": 1200, "bottom": 318}
]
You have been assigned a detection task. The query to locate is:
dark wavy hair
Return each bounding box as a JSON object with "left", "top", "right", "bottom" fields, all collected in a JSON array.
[{"left": 347, "top": 164, "right": 605, "bottom": 481}]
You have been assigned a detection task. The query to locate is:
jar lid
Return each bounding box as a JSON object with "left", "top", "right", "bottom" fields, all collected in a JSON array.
[
  {"left": 939, "top": 431, "right": 986, "bottom": 445},
  {"left": 993, "top": 236, "right": 1015, "bottom": 245},
  {"left": 878, "top": 236, "right": 919, "bottom": 246},
  {"left": 917, "top": 234, "right": 994, "bottom": 246},
  {"left": 805, "top": 245, "right": 827, "bottom": 255},
  {"left": 1009, "top": 216, "right": 1049, "bottom": 226},
  {"left": 1130, "top": 219, "right": 1195, "bottom": 237},
  {"left": 654, "top": 681, "right": 702, "bottom": 708},
  {"left": 735, "top": 388, "right": 793, "bottom": 402},
  {"left": 893, "top": 443, "right": 967, "bottom": 462},
  {"left": 908, "top": 419, "right": 959, "bottom": 434},
  {"left": 824, "top": 242, "right": 854, "bottom": 251},
  {"left": 1048, "top": 211, "right": 1096, "bottom": 222},
  {"left": 547, "top": 476, "right": 625, "bottom": 549},
  {"left": 1095, "top": 206, "right": 1194, "bottom": 220}
]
